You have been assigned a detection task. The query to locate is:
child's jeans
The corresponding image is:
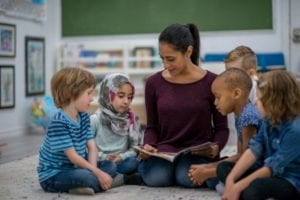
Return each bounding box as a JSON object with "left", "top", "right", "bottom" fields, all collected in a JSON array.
[
  {"left": 138, "top": 153, "right": 217, "bottom": 188},
  {"left": 40, "top": 160, "right": 116, "bottom": 193},
  {"left": 116, "top": 156, "right": 139, "bottom": 175},
  {"left": 217, "top": 161, "right": 299, "bottom": 200}
]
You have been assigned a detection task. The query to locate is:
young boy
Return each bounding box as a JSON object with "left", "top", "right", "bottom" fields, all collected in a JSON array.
[
  {"left": 224, "top": 45, "right": 258, "bottom": 104},
  {"left": 37, "top": 68, "right": 114, "bottom": 195},
  {"left": 188, "top": 68, "right": 261, "bottom": 189}
]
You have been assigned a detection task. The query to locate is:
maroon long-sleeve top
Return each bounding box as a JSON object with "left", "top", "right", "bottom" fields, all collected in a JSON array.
[{"left": 144, "top": 70, "right": 229, "bottom": 153}]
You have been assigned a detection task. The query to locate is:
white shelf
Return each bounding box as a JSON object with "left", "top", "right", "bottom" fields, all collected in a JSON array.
[
  {"left": 61, "top": 57, "right": 123, "bottom": 63},
  {"left": 86, "top": 67, "right": 123, "bottom": 75}
]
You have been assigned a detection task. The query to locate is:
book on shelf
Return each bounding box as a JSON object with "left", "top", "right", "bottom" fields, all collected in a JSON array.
[{"left": 133, "top": 142, "right": 216, "bottom": 162}]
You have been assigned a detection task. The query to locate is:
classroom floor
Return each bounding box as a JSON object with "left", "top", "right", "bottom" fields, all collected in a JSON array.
[
  {"left": 0, "top": 128, "right": 44, "bottom": 164},
  {"left": 0, "top": 128, "right": 236, "bottom": 200}
]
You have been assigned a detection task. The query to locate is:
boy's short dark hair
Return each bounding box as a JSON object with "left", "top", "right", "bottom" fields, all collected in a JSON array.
[
  {"left": 51, "top": 67, "right": 96, "bottom": 108},
  {"left": 217, "top": 68, "right": 252, "bottom": 96},
  {"left": 225, "top": 45, "right": 257, "bottom": 71}
]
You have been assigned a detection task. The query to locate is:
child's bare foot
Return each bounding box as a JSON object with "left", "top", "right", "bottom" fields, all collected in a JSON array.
[{"left": 188, "top": 164, "right": 215, "bottom": 186}]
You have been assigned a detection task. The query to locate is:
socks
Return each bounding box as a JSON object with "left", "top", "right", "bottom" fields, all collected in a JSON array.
[{"left": 111, "top": 174, "right": 124, "bottom": 188}]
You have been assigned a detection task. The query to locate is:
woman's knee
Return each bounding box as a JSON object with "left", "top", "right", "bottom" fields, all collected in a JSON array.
[
  {"left": 138, "top": 158, "right": 173, "bottom": 187},
  {"left": 174, "top": 167, "right": 195, "bottom": 188}
]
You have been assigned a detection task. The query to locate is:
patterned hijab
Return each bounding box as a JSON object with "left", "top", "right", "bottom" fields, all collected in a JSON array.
[{"left": 96, "top": 73, "right": 140, "bottom": 141}]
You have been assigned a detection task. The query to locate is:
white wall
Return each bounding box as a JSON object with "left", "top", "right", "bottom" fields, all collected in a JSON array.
[
  {"left": 0, "top": 0, "right": 61, "bottom": 138},
  {"left": 290, "top": 0, "right": 300, "bottom": 76}
]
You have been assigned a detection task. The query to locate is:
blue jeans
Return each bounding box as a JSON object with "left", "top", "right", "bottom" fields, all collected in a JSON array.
[
  {"left": 40, "top": 160, "right": 116, "bottom": 193},
  {"left": 116, "top": 156, "right": 139, "bottom": 175},
  {"left": 138, "top": 153, "right": 217, "bottom": 188}
]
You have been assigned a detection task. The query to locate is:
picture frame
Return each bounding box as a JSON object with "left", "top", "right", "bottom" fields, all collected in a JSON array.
[
  {"left": 0, "top": 65, "right": 15, "bottom": 109},
  {"left": 0, "top": 23, "right": 16, "bottom": 57},
  {"left": 25, "top": 36, "right": 45, "bottom": 96},
  {"left": 132, "top": 47, "right": 154, "bottom": 68}
]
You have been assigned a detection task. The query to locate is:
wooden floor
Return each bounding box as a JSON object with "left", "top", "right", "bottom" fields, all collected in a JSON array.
[{"left": 0, "top": 129, "right": 44, "bottom": 164}]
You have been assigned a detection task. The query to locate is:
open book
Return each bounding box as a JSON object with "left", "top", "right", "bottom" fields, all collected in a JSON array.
[{"left": 134, "top": 142, "right": 216, "bottom": 162}]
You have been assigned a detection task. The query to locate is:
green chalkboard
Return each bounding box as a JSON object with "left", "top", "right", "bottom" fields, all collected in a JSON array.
[{"left": 62, "top": 0, "right": 272, "bottom": 37}]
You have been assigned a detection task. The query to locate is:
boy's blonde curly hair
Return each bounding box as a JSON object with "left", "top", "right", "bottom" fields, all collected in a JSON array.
[{"left": 51, "top": 67, "right": 96, "bottom": 108}]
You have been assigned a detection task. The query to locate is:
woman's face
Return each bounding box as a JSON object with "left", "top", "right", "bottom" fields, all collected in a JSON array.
[{"left": 159, "top": 42, "right": 189, "bottom": 76}]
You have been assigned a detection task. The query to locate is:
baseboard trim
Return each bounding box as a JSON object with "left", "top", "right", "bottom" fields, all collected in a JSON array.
[{"left": 0, "top": 127, "right": 27, "bottom": 140}]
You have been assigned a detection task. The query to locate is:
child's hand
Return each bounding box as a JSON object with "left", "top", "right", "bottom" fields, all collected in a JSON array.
[
  {"left": 221, "top": 183, "right": 242, "bottom": 200},
  {"left": 106, "top": 154, "right": 122, "bottom": 163},
  {"left": 93, "top": 168, "right": 113, "bottom": 190},
  {"left": 139, "top": 144, "right": 157, "bottom": 160}
]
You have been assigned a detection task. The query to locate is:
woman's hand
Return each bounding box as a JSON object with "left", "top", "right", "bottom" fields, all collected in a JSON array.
[
  {"left": 139, "top": 144, "right": 158, "bottom": 160},
  {"left": 191, "top": 144, "right": 219, "bottom": 159}
]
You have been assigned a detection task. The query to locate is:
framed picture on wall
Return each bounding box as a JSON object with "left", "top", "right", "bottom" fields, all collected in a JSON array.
[
  {"left": 0, "top": 65, "right": 15, "bottom": 109},
  {"left": 0, "top": 23, "right": 16, "bottom": 57},
  {"left": 25, "top": 36, "right": 45, "bottom": 96}
]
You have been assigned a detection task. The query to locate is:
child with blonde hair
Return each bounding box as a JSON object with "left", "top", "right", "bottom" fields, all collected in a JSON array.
[
  {"left": 37, "top": 68, "right": 114, "bottom": 195},
  {"left": 90, "top": 73, "right": 143, "bottom": 183},
  {"left": 225, "top": 45, "right": 258, "bottom": 104},
  {"left": 219, "top": 70, "right": 300, "bottom": 200},
  {"left": 189, "top": 68, "right": 260, "bottom": 189}
]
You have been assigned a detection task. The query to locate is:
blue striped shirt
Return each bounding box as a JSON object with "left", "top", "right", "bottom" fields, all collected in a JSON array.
[{"left": 37, "top": 110, "right": 94, "bottom": 182}]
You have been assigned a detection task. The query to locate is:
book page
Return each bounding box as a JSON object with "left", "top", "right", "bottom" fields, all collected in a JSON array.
[
  {"left": 133, "top": 142, "right": 216, "bottom": 162},
  {"left": 177, "top": 142, "right": 216, "bottom": 155},
  {"left": 133, "top": 146, "right": 177, "bottom": 162}
]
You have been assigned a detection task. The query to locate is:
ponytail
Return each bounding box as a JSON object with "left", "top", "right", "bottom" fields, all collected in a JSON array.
[{"left": 186, "top": 23, "right": 200, "bottom": 65}]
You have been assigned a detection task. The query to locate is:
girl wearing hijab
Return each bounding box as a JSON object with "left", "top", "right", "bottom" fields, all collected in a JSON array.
[{"left": 90, "top": 73, "right": 143, "bottom": 176}]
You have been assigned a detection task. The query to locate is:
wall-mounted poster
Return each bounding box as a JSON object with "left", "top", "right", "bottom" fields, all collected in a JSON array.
[
  {"left": 0, "top": 65, "right": 15, "bottom": 109},
  {"left": 0, "top": 23, "right": 16, "bottom": 57},
  {"left": 0, "top": 0, "right": 47, "bottom": 22},
  {"left": 25, "top": 37, "right": 45, "bottom": 96}
]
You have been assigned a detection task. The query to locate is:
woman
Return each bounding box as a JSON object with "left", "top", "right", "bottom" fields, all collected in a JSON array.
[{"left": 138, "top": 23, "right": 229, "bottom": 188}]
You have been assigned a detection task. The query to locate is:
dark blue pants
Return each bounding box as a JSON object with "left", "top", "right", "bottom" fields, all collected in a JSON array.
[
  {"left": 138, "top": 153, "right": 217, "bottom": 188},
  {"left": 40, "top": 160, "right": 116, "bottom": 193},
  {"left": 217, "top": 161, "right": 299, "bottom": 200}
]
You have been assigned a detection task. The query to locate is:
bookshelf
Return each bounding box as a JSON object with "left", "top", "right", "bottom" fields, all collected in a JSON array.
[{"left": 58, "top": 41, "right": 163, "bottom": 125}]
